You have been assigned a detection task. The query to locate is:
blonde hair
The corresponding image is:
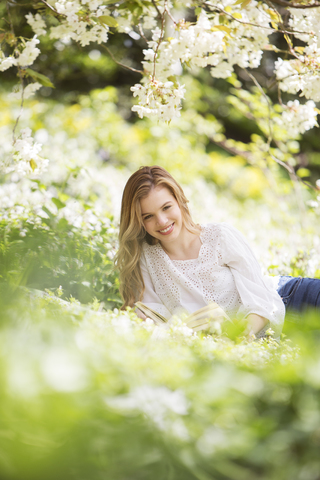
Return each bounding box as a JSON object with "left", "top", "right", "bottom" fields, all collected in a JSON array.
[{"left": 115, "top": 166, "right": 200, "bottom": 309}]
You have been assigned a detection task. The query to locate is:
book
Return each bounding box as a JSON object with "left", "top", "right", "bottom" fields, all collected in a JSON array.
[{"left": 134, "top": 301, "right": 231, "bottom": 332}]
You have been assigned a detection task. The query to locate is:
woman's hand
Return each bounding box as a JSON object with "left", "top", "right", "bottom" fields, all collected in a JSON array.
[{"left": 245, "top": 313, "right": 268, "bottom": 338}]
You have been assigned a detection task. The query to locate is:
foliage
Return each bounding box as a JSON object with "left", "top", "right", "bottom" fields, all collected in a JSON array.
[
  {"left": 1, "top": 287, "right": 320, "bottom": 480},
  {"left": 0, "top": 216, "right": 120, "bottom": 307}
]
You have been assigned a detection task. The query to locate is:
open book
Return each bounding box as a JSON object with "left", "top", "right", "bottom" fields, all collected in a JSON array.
[{"left": 135, "top": 301, "right": 231, "bottom": 332}]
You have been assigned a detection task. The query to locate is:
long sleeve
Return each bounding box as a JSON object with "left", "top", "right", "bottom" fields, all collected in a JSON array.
[
  {"left": 140, "top": 251, "right": 172, "bottom": 318},
  {"left": 219, "top": 223, "right": 285, "bottom": 335}
]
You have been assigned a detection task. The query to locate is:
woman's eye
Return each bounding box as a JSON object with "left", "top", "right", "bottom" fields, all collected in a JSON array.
[
  {"left": 163, "top": 205, "right": 171, "bottom": 211},
  {"left": 144, "top": 215, "right": 152, "bottom": 220}
]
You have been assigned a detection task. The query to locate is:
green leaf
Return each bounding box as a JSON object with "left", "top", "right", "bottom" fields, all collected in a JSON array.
[
  {"left": 52, "top": 198, "right": 66, "bottom": 210},
  {"left": 41, "top": 206, "right": 55, "bottom": 219},
  {"left": 97, "top": 15, "right": 118, "bottom": 27},
  {"left": 26, "top": 69, "right": 54, "bottom": 88},
  {"left": 57, "top": 218, "right": 69, "bottom": 230}
]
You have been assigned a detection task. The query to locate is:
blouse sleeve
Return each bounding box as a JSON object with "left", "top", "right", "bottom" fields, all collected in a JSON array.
[
  {"left": 219, "top": 223, "right": 285, "bottom": 333},
  {"left": 139, "top": 251, "right": 172, "bottom": 319}
]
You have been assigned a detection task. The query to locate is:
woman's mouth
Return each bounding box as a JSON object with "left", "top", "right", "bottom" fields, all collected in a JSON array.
[{"left": 158, "top": 223, "right": 174, "bottom": 235}]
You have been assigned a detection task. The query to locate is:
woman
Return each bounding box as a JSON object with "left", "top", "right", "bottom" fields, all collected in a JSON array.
[{"left": 115, "top": 166, "right": 320, "bottom": 338}]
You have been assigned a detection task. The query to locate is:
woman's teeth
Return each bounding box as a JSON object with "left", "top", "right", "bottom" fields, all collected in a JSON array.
[{"left": 159, "top": 223, "right": 173, "bottom": 233}]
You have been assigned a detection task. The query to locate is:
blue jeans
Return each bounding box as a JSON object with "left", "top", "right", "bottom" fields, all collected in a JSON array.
[{"left": 277, "top": 276, "right": 320, "bottom": 322}]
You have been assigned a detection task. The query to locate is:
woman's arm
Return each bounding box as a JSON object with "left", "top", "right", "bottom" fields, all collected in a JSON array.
[
  {"left": 246, "top": 313, "right": 268, "bottom": 335},
  {"left": 219, "top": 223, "right": 285, "bottom": 337}
]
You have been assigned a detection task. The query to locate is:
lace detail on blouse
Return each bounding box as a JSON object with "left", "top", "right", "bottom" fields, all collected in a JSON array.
[{"left": 140, "top": 223, "right": 285, "bottom": 337}]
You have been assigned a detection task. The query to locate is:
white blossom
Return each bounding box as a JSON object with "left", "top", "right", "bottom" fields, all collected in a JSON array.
[
  {"left": 280, "top": 100, "right": 318, "bottom": 138},
  {"left": 4, "top": 128, "right": 49, "bottom": 177},
  {"left": 25, "top": 13, "right": 47, "bottom": 36},
  {"left": 50, "top": 0, "right": 109, "bottom": 46},
  {"left": 0, "top": 55, "right": 17, "bottom": 72},
  {"left": 17, "top": 36, "right": 41, "bottom": 67},
  {"left": 9, "top": 82, "right": 42, "bottom": 100},
  {"left": 289, "top": 8, "right": 320, "bottom": 47},
  {"left": 131, "top": 79, "right": 185, "bottom": 121}
]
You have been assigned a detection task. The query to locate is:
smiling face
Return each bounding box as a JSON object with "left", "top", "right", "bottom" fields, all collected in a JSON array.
[{"left": 140, "top": 185, "right": 184, "bottom": 245}]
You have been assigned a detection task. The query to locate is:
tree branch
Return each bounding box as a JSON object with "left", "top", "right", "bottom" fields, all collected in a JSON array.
[
  {"left": 101, "top": 45, "right": 143, "bottom": 74},
  {"left": 264, "top": 0, "right": 320, "bottom": 8},
  {"left": 244, "top": 68, "right": 273, "bottom": 147},
  {"left": 152, "top": 0, "right": 166, "bottom": 81},
  {"left": 38, "top": 0, "right": 67, "bottom": 17},
  {"left": 151, "top": 0, "right": 162, "bottom": 17}
]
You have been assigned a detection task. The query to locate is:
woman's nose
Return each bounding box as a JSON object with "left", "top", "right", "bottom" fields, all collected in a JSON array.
[{"left": 156, "top": 213, "right": 167, "bottom": 226}]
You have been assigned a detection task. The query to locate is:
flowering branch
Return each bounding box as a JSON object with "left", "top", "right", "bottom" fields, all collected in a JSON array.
[{"left": 205, "top": 2, "right": 315, "bottom": 38}]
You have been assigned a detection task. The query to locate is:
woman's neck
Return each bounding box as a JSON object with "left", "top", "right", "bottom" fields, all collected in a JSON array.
[{"left": 160, "top": 226, "right": 201, "bottom": 261}]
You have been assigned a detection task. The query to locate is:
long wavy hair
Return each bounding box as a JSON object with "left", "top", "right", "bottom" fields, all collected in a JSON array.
[{"left": 114, "top": 166, "right": 200, "bottom": 309}]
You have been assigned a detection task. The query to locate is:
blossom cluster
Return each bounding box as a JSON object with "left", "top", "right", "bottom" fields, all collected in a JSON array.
[
  {"left": 50, "top": 0, "right": 109, "bottom": 47},
  {"left": 277, "top": 99, "right": 319, "bottom": 138},
  {"left": 133, "top": 4, "right": 274, "bottom": 120},
  {"left": 131, "top": 79, "right": 186, "bottom": 121},
  {"left": 2, "top": 127, "right": 49, "bottom": 177},
  {"left": 275, "top": 54, "right": 320, "bottom": 103},
  {"left": 0, "top": 36, "right": 41, "bottom": 72}
]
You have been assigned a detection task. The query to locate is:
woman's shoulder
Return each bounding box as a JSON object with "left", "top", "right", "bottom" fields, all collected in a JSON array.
[{"left": 201, "top": 222, "right": 237, "bottom": 239}]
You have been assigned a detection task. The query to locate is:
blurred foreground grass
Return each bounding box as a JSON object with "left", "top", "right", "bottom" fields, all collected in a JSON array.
[{"left": 1, "top": 284, "right": 320, "bottom": 480}]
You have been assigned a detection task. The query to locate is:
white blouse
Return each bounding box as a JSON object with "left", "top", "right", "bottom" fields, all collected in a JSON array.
[{"left": 140, "top": 223, "right": 285, "bottom": 337}]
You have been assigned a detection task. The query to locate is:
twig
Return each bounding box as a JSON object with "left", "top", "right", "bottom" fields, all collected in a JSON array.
[
  {"left": 164, "top": 4, "right": 177, "bottom": 26},
  {"left": 151, "top": 0, "right": 162, "bottom": 17},
  {"left": 6, "top": 0, "right": 15, "bottom": 37},
  {"left": 12, "top": 70, "right": 25, "bottom": 143},
  {"left": 6, "top": 0, "right": 24, "bottom": 142},
  {"left": 277, "top": 84, "right": 283, "bottom": 106},
  {"left": 244, "top": 68, "right": 273, "bottom": 147},
  {"left": 138, "top": 22, "right": 148, "bottom": 43},
  {"left": 264, "top": 0, "right": 320, "bottom": 9},
  {"left": 101, "top": 45, "right": 143, "bottom": 74},
  {"left": 152, "top": 0, "right": 166, "bottom": 81},
  {"left": 39, "top": 0, "right": 67, "bottom": 17}
]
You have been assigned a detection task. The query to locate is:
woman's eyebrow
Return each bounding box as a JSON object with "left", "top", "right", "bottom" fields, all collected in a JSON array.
[{"left": 141, "top": 201, "right": 172, "bottom": 217}]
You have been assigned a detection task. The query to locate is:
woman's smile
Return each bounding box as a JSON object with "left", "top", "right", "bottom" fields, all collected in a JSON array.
[{"left": 158, "top": 222, "right": 174, "bottom": 235}]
